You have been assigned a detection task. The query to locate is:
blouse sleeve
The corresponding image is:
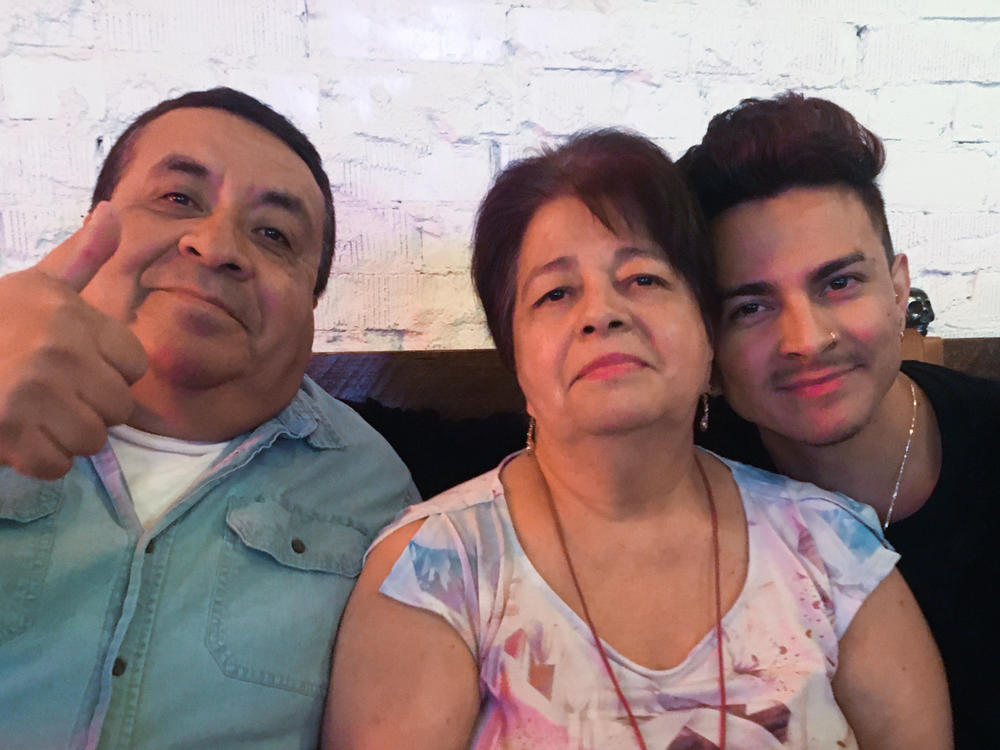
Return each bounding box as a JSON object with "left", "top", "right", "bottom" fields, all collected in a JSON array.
[
  {"left": 377, "top": 506, "right": 496, "bottom": 660},
  {"left": 795, "top": 493, "right": 900, "bottom": 639}
]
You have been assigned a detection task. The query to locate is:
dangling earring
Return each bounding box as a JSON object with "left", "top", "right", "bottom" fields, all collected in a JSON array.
[
  {"left": 699, "top": 393, "right": 710, "bottom": 432},
  {"left": 526, "top": 416, "right": 537, "bottom": 454}
]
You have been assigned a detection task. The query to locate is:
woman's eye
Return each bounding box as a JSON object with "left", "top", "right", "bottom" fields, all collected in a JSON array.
[
  {"left": 633, "top": 274, "right": 661, "bottom": 287},
  {"left": 534, "top": 287, "right": 568, "bottom": 307}
]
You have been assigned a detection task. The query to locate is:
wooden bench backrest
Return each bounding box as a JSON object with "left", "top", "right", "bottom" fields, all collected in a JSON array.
[{"left": 307, "top": 336, "right": 999, "bottom": 421}]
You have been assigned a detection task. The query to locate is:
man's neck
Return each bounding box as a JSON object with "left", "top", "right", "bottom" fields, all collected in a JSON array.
[
  {"left": 125, "top": 372, "right": 301, "bottom": 442},
  {"left": 759, "top": 373, "right": 942, "bottom": 524}
]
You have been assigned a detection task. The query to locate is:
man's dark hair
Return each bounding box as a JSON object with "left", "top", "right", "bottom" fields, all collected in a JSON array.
[
  {"left": 678, "top": 92, "right": 894, "bottom": 263},
  {"left": 91, "top": 87, "right": 335, "bottom": 296},
  {"left": 472, "top": 128, "right": 715, "bottom": 370}
]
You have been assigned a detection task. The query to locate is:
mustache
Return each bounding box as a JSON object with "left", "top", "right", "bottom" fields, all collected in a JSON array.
[
  {"left": 769, "top": 356, "right": 862, "bottom": 389},
  {"left": 148, "top": 278, "right": 250, "bottom": 329}
]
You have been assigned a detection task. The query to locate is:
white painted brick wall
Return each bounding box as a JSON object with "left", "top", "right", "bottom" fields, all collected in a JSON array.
[{"left": 1, "top": 0, "right": 997, "bottom": 348}]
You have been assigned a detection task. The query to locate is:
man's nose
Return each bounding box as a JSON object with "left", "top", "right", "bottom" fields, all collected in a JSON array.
[
  {"left": 177, "top": 214, "right": 252, "bottom": 280},
  {"left": 777, "top": 299, "right": 836, "bottom": 358}
]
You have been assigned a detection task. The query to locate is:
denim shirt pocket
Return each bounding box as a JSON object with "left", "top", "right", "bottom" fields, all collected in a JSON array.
[
  {"left": 0, "top": 473, "right": 63, "bottom": 642},
  {"left": 206, "top": 497, "right": 369, "bottom": 697}
]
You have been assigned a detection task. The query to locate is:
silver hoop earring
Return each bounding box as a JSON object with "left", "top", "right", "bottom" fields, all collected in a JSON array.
[
  {"left": 525, "top": 416, "right": 537, "bottom": 454},
  {"left": 699, "top": 393, "right": 710, "bottom": 432}
]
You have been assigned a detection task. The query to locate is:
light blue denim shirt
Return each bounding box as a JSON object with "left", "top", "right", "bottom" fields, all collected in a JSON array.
[{"left": 0, "top": 376, "right": 419, "bottom": 750}]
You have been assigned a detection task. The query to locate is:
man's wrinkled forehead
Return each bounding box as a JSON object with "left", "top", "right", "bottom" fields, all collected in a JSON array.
[
  {"left": 115, "top": 107, "right": 312, "bottom": 193},
  {"left": 115, "top": 108, "right": 324, "bottom": 222}
]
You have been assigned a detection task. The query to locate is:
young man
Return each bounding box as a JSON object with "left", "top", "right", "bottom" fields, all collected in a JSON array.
[
  {"left": 0, "top": 88, "right": 418, "bottom": 749},
  {"left": 682, "top": 92, "right": 998, "bottom": 748}
]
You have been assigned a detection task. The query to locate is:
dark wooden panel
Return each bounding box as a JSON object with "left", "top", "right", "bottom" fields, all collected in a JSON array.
[
  {"left": 943, "top": 338, "right": 1000, "bottom": 381},
  {"left": 308, "top": 337, "right": 999, "bottom": 423},
  {"left": 306, "top": 349, "right": 525, "bottom": 419}
]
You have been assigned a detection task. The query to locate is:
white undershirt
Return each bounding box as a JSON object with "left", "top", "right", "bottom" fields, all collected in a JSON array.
[{"left": 107, "top": 425, "right": 228, "bottom": 528}]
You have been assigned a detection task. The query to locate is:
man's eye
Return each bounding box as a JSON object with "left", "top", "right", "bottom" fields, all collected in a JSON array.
[
  {"left": 162, "top": 192, "right": 195, "bottom": 207},
  {"left": 257, "top": 227, "right": 290, "bottom": 246},
  {"left": 828, "top": 275, "right": 854, "bottom": 291},
  {"left": 730, "top": 301, "right": 762, "bottom": 320}
]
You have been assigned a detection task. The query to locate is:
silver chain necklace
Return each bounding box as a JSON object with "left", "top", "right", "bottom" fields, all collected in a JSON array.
[{"left": 883, "top": 380, "right": 918, "bottom": 530}]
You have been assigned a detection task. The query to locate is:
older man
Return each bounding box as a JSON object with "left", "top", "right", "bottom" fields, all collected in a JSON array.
[
  {"left": 0, "top": 88, "right": 417, "bottom": 749},
  {"left": 682, "top": 92, "right": 998, "bottom": 748}
]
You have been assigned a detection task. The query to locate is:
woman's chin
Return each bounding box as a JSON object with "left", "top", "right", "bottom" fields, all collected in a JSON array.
[{"left": 569, "top": 406, "right": 666, "bottom": 438}]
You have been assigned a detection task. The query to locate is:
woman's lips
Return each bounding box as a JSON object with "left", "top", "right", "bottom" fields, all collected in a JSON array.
[{"left": 575, "top": 353, "right": 647, "bottom": 381}]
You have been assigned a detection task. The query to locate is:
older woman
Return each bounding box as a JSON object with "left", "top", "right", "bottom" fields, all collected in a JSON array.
[{"left": 324, "top": 131, "right": 950, "bottom": 749}]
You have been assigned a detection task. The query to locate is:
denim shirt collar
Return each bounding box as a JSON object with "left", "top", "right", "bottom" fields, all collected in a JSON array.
[
  {"left": 270, "top": 375, "right": 347, "bottom": 450},
  {"left": 91, "top": 376, "right": 347, "bottom": 531}
]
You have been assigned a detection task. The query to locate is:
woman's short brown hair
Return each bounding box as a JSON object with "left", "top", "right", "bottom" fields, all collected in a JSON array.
[{"left": 472, "top": 128, "right": 715, "bottom": 370}]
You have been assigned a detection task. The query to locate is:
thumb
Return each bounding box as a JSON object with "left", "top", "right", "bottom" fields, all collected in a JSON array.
[{"left": 35, "top": 201, "right": 122, "bottom": 291}]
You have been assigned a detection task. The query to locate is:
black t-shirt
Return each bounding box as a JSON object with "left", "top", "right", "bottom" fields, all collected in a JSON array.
[{"left": 697, "top": 361, "right": 1000, "bottom": 748}]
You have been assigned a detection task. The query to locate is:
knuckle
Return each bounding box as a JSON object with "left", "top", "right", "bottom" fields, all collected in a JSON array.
[
  {"left": 12, "top": 448, "right": 71, "bottom": 481},
  {"left": 77, "top": 428, "right": 109, "bottom": 456},
  {"left": 102, "top": 398, "right": 134, "bottom": 429}
]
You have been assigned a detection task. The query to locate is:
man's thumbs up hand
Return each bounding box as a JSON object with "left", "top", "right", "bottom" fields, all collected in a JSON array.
[{"left": 0, "top": 202, "right": 148, "bottom": 479}]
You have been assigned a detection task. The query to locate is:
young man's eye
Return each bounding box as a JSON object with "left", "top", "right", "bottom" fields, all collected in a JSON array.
[
  {"left": 827, "top": 275, "right": 860, "bottom": 293},
  {"left": 729, "top": 301, "right": 762, "bottom": 320},
  {"left": 829, "top": 276, "right": 849, "bottom": 290}
]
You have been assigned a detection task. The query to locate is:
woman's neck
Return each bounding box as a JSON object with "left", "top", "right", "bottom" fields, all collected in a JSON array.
[{"left": 530, "top": 420, "right": 702, "bottom": 521}]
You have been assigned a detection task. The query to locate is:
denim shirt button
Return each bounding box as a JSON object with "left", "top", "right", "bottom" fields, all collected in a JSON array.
[
  {"left": 290, "top": 538, "right": 306, "bottom": 554},
  {"left": 112, "top": 657, "right": 127, "bottom": 676}
]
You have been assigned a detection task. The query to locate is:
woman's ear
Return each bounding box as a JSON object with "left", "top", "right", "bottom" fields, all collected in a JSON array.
[{"left": 707, "top": 360, "right": 724, "bottom": 398}]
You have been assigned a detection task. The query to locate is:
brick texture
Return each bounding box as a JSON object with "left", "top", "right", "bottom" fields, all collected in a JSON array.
[{"left": 1, "top": 0, "right": 997, "bottom": 347}]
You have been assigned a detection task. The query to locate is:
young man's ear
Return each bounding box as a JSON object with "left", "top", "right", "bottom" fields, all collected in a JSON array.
[
  {"left": 890, "top": 254, "right": 911, "bottom": 309},
  {"left": 890, "top": 253, "right": 911, "bottom": 329}
]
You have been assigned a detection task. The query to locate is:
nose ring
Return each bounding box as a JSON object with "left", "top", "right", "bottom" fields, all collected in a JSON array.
[{"left": 828, "top": 331, "right": 838, "bottom": 345}]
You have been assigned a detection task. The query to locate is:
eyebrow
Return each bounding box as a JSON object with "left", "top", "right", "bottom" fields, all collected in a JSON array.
[
  {"left": 259, "top": 190, "right": 309, "bottom": 223},
  {"left": 614, "top": 245, "right": 665, "bottom": 264},
  {"left": 519, "top": 256, "right": 575, "bottom": 299},
  {"left": 150, "top": 155, "right": 315, "bottom": 231},
  {"left": 518, "top": 244, "right": 666, "bottom": 299},
  {"left": 153, "top": 154, "right": 210, "bottom": 179},
  {"left": 809, "top": 251, "right": 867, "bottom": 284},
  {"left": 720, "top": 250, "right": 869, "bottom": 300},
  {"left": 720, "top": 280, "right": 775, "bottom": 300}
]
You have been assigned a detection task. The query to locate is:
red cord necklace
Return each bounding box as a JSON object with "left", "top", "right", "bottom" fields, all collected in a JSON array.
[{"left": 544, "top": 452, "right": 727, "bottom": 750}]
